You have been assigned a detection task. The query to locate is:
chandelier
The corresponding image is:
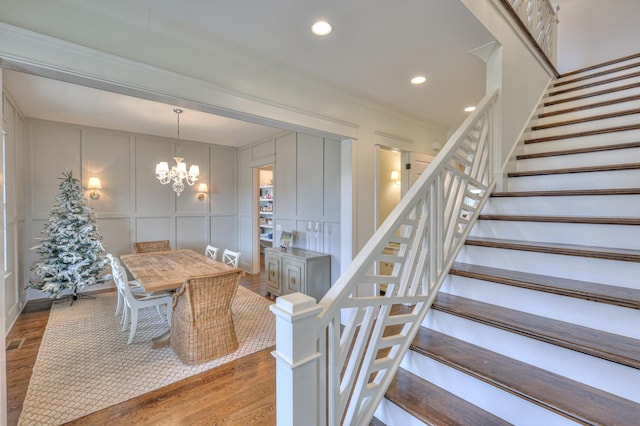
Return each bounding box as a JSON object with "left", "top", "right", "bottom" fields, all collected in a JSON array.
[{"left": 155, "top": 109, "right": 199, "bottom": 196}]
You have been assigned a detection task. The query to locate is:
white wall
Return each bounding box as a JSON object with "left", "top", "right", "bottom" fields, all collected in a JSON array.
[
  {"left": 25, "top": 118, "right": 239, "bottom": 300},
  {"left": 554, "top": 0, "right": 640, "bottom": 73},
  {"left": 2, "top": 90, "right": 26, "bottom": 331},
  {"left": 239, "top": 133, "right": 343, "bottom": 284},
  {"left": 461, "top": 0, "right": 553, "bottom": 170}
]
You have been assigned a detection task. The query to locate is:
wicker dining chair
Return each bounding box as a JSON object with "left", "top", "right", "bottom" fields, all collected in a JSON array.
[
  {"left": 133, "top": 240, "right": 171, "bottom": 253},
  {"left": 170, "top": 269, "right": 243, "bottom": 364}
]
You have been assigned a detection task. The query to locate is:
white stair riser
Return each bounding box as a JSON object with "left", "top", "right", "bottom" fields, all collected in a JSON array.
[
  {"left": 424, "top": 311, "right": 640, "bottom": 403},
  {"left": 400, "top": 346, "right": 579, "bottom": 425},
  {"left": 516, "top": 148, "right": 640, "bottom": 171},
  {"left": 539, "top": 86, "right": 640, "bottom": 115},
  {"left": 456, "top": 245, "right": 640, "bottom": 289},
  {"left": 545, "top": 75, "right": 640, "bottom": 104},
  {"left": 555, "top": 58, "right": 640, "bottom": 84},
  {"left": 507, "top": 169, "right": 640, "bottom": 191},
  {"left": 534, "top": 97, "right": 640, "bottom": 126},
  {"left": 551, "top": 65, "right": 640, "bottom": 92},
  {"left": 469, "top": 220, "right": 640, "bottom": 250},
  {"left": 528, "top": 113, "right": 640, "bottom": 140},
  {"left": 374, "top": 400, "right": 426, "bottom": 426},
  {"left": 442, "top": 275, "right": 640, "bottom": 338},
  {"left": 523, "top": 129, "right": 640, "bottom": 154},
  {"left": 483, "top": 195, "right": 640, "bottom": 217}
]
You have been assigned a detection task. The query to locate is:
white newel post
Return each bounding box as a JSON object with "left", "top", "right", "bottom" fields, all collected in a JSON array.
[{"left": 270, "top": 293, "right": 323, "bottom": 426}]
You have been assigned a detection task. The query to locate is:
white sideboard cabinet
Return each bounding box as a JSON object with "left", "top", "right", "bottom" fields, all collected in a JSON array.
[{"left": 264, "top": 247, "right": 331, "bottom": 301}]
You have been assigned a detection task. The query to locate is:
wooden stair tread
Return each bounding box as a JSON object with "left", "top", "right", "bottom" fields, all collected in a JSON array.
[
  {"left": 386, "top": 368, "right": 510, "bottom": 426},
  {"left": 525, "top": 123, "right": 640, "bottom": 144},
  {"left": 450, "top": 262, "right": 640, "bottom": 310},
  {"left": 433, "top": 293, "right": 640, "bottom": 369},
  {"left": 544, "top": 82, "right": 640, "bottom": 107},
  {"left": 508, "top": 162, "right": 640, "bottom": 177},
  {"left": 491, "top": 188, "right": 640, "bottom": 197},
  {"left": 516, "top": 141, "right": 640, "bottom": 160},
  {"left": 558, "top": 52, "right": 640, "bottom": 79},
  {"left": 554, "top": 61, "right": 640, "bottom": 87},
  {"left": 477, "top": 214, "right": 640, "bottom": 225},
  {"left": 548, "top": 70, "right": 640, "bottom": 97},
  {"left": 532, "top": 108, "right": 640, "bottom": 131},
  {"left": 412, "top": 328, "right": 640, "bottom": 425},
  {"left": 465, "top": 236, "right": 640, "bottom": 263},
  {"left": 539, "top": 94, "right": 640, "bottom": 119}
]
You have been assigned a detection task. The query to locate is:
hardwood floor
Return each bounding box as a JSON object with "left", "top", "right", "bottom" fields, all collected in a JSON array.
[{"left": 6, "top": 255, "right": 278, "bottom": 426}]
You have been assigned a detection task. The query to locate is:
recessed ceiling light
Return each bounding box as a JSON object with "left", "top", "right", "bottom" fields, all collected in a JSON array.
[
  {"left": 311, "top": 21, "right": 333, "bottom": 36},
  {"left": 410, "top": 76, "right": 427, "bottom": 85},
  {"left": 464, "top": 106, "right": 476, "bottom": 112}
]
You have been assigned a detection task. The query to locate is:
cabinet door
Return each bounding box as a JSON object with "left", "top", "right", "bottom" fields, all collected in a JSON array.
[
  {"left": 283, "top": 258, "right": 305, "bottom": 294},
  {"left": 265, "top": 254, "right": 281, "bottom": 295}
]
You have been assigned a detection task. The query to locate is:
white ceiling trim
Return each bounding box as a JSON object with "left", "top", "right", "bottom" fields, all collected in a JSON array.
[{"left": 0, "top": 22, "right": 360, "bottom": 141}]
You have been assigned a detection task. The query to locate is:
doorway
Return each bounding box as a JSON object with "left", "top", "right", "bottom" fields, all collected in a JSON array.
[{"left": 256, "top": 165, "right": 274, "bottom": 272}]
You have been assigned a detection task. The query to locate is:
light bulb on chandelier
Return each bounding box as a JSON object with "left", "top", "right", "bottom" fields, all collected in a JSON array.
[{"left": 154, "top": 109, "right": 199, "bottom": 196}]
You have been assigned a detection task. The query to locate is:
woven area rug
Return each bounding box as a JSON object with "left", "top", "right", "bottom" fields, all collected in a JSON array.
[{"left": 19, "top": 287, "right": 275, "bottom": 425}]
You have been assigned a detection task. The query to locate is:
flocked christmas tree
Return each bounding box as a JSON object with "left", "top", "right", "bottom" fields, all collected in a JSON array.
[{"left": 29, "top": 170, "right": 108, "bottom": 300}]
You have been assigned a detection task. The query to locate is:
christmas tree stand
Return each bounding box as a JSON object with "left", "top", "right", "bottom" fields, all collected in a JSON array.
[{"left": 53, "top": 292, "right": 96, "bottom": 306}]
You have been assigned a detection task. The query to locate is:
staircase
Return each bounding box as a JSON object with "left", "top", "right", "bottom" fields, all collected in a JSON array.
[{"left": 375, "top": 54, "right": 640, "bottom": 425}]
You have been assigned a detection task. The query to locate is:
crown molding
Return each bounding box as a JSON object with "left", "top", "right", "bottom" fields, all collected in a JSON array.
[{"left": 0, "top": 22, "right": 359, "bottom": 140}]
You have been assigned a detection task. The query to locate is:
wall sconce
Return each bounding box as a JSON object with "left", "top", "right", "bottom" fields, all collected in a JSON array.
[
  {"left": 197, "top": 183, "right": 208, "bottom": 200},
  {"left": 390, "top": 170, "right": 400, "bottom": 186},
  {"left": 87, "top": 177, "right": 102, "bottom": 199}
]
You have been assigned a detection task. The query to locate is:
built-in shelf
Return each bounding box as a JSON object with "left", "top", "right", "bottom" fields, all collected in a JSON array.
[{"left": 259, "top": 173, "right": 275, "bottom": 249}]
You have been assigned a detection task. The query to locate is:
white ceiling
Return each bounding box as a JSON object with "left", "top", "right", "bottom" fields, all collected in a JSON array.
[{"left": 2, "top": 0, "right": 495, "bottom": 147}]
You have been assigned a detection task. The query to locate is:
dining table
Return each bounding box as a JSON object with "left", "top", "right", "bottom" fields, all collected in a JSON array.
[
  {"left": 120, "top": 248, "right": 237, "bottom": 348},
  {"left": 120, "top": 248, "right": 234, "bottom": 293}
]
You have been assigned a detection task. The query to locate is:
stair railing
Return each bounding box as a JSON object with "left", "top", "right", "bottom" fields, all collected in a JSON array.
[
  {"left": 505, "top": 0, "right": 559, "bottom": 64},
  {"left": 271, "top": 89, "right": 500, "bottom": 426}
]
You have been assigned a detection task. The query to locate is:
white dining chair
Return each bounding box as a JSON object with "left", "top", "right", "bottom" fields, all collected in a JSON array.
[
  {"left": 222, "top": 249, "right": 241, "bottom": 268},
  {"left": 114, "top": 267, "right": 173, "bottom": 344},
  {"left": 205, "top": 245, "right": 219, "bottom": 261},
  {"left": 107, "top": 253, "right": 145, "bottom": 322}
]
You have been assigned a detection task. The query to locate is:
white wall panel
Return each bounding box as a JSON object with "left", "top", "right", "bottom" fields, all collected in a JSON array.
[
  {"left": 135, "top": 136, "right": 172, "bottom": 215},
  {"left": 30, "top": 121, "right": 82, "bottom": 216},
  {"left": 237, "top": 214, "right": 253, "bottom": 270},
  {"left": 211, "top": 215, "right": 238, "bottom": 253},
  {"left": 237, "top": 147, "right": 253, "bottom": 216},
  {"left": 83, "top": 128, "right": 132, "bottom": 215},
  {"left": 135, "top": 217, "right": 173, "bottom": 248},
  {"left": 323, "top": 220, "right": 341, "bottom": 284},
  {"left": 297, "top": 134, "right": 323, "bottom": 217},
  {"left": 98, "top": 218, "right": 133, "bottom": 256},
  {"left": 275, "top": 133, "right": 296, "bottom": 218},
  {"left": 211, "top": 147, "right": 237, "bottom": 215},
  {"left": 252, "top": 139, "right": 275, "bottom": 161},
  {"left": 324, "top": 138, "right": 341, "bottom": 219},
  {"left": 177, "top": 216, "right": 206, "bottom": 251}
]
